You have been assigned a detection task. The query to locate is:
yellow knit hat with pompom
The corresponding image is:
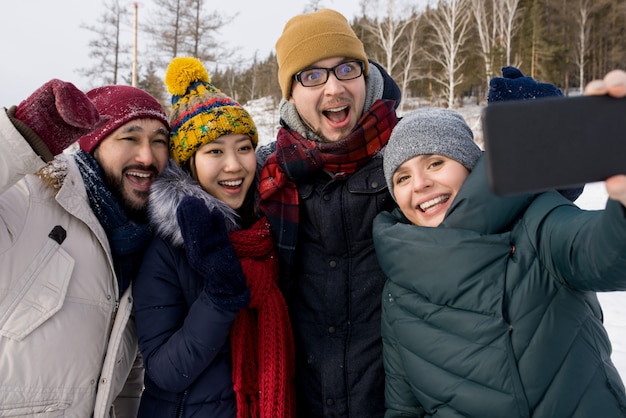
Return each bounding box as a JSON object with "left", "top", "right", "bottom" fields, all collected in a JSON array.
[{"left": 165, "top": 57, "right": 258, "bottom": 166}]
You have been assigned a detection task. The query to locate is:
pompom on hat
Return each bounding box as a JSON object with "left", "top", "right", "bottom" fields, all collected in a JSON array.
[
  {"left": 165, "top": 57, "right": 258, "bottom": 166},
  {"left": 275, "top": 8, "right": 369, "bottom": 100},
  {"left": 383, "top": 107, "right": 482, "bottom": 200},
  {"left": 78, "top": 85, "right": 169, "bottom": 153},
  {"left": 487, "top": 66, "right": 563, "bottom": 103}
]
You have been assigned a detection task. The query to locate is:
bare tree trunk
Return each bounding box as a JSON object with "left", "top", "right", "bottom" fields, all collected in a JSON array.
[
  {"left": 172, "top": 0, "right": 182, "bottom": 58},
  {"left": 502, "top": 0, "right": 521, "bottom": 66},
  {"left": 361, "top": 0, "right": 412, "bottom": 80},
  {"left": 575, "top": 0, "right": 591, "bottom": 93},
  {"left": 79, "top": 0, "right": 130, "bottom": 87},
  {"left": 424, "top": 0, "right": 471, "bottom": 108},
  {"left": 132, "top": 2, "right": 138, "bottom": 87},
  {"left": 192, "top": 0, "right": 201, "bottom": 57},
  {"left": 398, "top": 15, "right": 422, "bottom": 113},
  {"left": 113, "top": 8, "right": 120, "bottom": 84},
  {"left": 531, "top": 16, "right": 537, "bottom": 77},
  {"left": 470, "top": 0, "right": 500, "bottom": 96}
]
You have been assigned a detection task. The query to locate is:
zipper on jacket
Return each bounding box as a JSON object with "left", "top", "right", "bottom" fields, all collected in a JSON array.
[
  {"left": 175, "top": 390, "right": 188, "bottom": 417},
  {"left": 109, "top": 300, "right": 119, "bottom": 335}
]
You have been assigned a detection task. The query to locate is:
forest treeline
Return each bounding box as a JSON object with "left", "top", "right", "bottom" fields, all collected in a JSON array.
[{"left": 82, "top": 0, "right": 626, "bottom": 111}]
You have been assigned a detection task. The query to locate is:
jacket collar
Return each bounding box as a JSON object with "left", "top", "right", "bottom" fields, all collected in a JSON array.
[
  {"left": 147, "top": 160, "right": 239, "bottom": 248},
  {"left": 441, "top": 155, "right": 536, "bottom": 234}
]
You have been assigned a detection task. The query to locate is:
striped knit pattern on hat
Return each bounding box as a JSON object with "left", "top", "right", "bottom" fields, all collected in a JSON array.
[
  {"left": 383, "top": 107, "right": 482, "bottom": 200},
  {"left": 165, "top": 57, "right": 258, "bottom": 166},
  {"left": 78, "top": 85, "right": 169, "bottom": 153},
  {"left": 275, "top": 8, "right": 369, "bottom": 100}
]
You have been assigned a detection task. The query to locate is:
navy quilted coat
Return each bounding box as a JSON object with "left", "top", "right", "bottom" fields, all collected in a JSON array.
[{"left": 133, "top": 164, "right": 243, "bottom": 418}]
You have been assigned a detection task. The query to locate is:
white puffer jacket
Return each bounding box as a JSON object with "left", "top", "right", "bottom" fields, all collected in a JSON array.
[{"left": 0, "top": 110, "right": 142, "bottom": 418}]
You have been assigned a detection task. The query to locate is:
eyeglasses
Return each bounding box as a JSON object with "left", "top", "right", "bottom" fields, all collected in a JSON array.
[{"left": 293, "top": 61, "right": 365, "bottom": 87}]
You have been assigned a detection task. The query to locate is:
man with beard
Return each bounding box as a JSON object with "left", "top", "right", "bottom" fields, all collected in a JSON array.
[
  {"left": 257, "top": 9, "right": 401, "bottom": 417},
  {"left": 0, "top": 79, "right": 169, "bottom": 417}
]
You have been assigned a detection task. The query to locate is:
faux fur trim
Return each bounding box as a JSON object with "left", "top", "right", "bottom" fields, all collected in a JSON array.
[
  {"left": 147, "top": 160, "right": 239, "bottom": 248},
  {"left": 35, "top": 154, "right": 70, "bottom": 192}
]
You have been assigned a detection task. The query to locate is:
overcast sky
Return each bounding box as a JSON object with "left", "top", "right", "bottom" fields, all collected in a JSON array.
[{"left": 0, "top": 0, "right": 363, "bottom": 107}]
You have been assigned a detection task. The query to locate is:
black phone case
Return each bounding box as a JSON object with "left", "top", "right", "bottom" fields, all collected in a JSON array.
[{"left": 482, "top": 95, "right": 626, "bottom": 195}]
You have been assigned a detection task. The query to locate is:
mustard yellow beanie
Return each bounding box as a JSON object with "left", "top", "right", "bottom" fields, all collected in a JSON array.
[
  {"left": 165, "top": 57, "right": 258, "bottom": 166},
  {"left": 275, "top": 8, "right": 369, "bottom": 100}
]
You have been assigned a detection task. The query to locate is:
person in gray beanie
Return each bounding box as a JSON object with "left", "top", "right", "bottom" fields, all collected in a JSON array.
[
  {"left": 373, "top": 102, "right": 626, "bottom": 416},
  {"left": 383, "top": 107, "right": 482, "bottom": 204}
]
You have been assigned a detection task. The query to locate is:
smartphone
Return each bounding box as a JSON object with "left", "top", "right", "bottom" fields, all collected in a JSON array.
[{"left": 482, "top": 94, "right": 626, "bottom": 195}]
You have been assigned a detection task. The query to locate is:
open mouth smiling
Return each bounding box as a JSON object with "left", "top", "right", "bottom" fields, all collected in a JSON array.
[
  {"left": 219, "top": 179, "right": 244, "bottom": 188},
  {"left": 126, "top": 170, "right": 153, "bottom": 186},
  {"left": 323, "top": 105, "right": 349, "bottom": 122},
  {"left": 419, "top": 194, "right": 450, "bottom": 212}
]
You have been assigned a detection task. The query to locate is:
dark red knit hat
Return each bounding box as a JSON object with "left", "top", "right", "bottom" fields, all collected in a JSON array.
[{"left": 78, "top": 85, "right": 169, "bottom": 153}]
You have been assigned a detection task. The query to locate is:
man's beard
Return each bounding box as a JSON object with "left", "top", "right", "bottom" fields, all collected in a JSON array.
[{"left": 102, "top": 170, "right": 149, "bottom": 223}]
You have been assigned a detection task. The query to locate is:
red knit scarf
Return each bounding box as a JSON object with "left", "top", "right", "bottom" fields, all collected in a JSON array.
[
  {"left": 258, "top": 99, "right": 398, "bottom": 265},
  {"left": 229, "top": 217, "right": 296, "bottom": 418}
]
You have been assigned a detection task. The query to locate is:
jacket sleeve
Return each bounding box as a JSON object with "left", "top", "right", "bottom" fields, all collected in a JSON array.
[
  {"left": 133, "top": 237, "right": 239, "bottom": 393},
  {"left": 0, "top": 109, "right": 49, "bottom": 253},
  {"left": 532, "top": 193, "right": 626, "bottom": 292},
  {"left": 381, "top": 293, "right": 425, "bottom": 417},
  {"left": 0, "top": 109, "right": 46, "bottom": 195}
]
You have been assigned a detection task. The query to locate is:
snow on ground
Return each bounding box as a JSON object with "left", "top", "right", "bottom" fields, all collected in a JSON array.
[{"left": 244, "top": 97, "right": 626, "bottom": 379}]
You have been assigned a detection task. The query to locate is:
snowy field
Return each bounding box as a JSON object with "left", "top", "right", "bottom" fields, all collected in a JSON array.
[{"left": 245, "top": 97, "right": 626, "bottom": 379}]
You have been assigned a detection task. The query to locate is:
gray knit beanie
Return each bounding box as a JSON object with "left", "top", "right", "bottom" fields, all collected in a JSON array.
[{"left": 384, "top": 107, "right": 482, "bottom": 198}]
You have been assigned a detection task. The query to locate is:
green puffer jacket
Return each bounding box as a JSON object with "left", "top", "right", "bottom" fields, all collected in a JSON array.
[{"left": 373, "top": 156, "right": 626, "bottom": 418}]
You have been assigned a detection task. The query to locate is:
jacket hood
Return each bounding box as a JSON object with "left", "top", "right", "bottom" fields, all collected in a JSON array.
[
  {"left": 442, "top": 155, "right": 536, "bottom": 234},
  {"left": 147, "top": 160, "right": 239, "bottom": 248}
]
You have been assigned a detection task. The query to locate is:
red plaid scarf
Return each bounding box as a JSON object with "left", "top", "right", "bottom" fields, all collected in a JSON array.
[
  {"left": 259, "top": 99, "right": 398, "bottom": 265},
  {"left": 229, "top": 217, "right": 296, "bottom": 418}
]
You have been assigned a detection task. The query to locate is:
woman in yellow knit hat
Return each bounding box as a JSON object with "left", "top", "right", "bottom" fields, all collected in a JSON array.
[{"left": 133, "top": 57, "right": 295, "bottom": 418}]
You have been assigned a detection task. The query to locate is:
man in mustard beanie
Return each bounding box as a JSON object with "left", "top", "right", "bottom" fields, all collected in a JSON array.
[
  {"left": 257, "top": 8, "right": 401, "bottom": 417},
  {"left": 275, "top": 8, "right": 370, "bottom": 101}
]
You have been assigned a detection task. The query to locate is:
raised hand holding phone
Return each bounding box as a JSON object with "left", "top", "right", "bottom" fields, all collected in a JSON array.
[
  {"left": 586, "top": 69, "right": 626, "bottom": 206},
  {"left": 482, "top": 67, "right": 626, "bottom": 198}
]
